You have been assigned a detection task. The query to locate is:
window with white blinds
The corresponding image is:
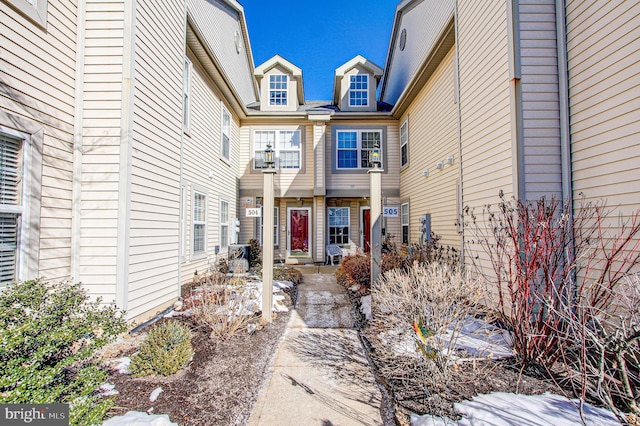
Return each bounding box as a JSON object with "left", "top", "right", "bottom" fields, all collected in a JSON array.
[{"left": 0, "top": 134, "right": 23, "bottom": 285}]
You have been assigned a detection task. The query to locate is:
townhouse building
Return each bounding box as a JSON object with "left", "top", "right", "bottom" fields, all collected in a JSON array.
[{"left": 1, "top": 0, "right": 638, "bottom": 322}]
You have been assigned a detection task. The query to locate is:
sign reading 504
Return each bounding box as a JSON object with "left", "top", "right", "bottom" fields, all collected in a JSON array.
[{"left": 246, "top": 208, "right": 261, "bottom": 217}]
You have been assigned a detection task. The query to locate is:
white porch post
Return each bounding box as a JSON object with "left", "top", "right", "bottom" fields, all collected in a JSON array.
[
  {"left": 262, "top": 168, "right": 276, "bottom": 323},
  {"left": 368, "top": 167, "right": 383, "bottom": 311}
]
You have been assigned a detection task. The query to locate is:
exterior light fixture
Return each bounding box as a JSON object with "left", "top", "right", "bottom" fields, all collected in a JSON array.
[
  {"left": 263, "top": 142, "right": 274, "bottom": 168},
  {"left": 436, "top": 161, "right": 444, "bottom": 170},
  {"left": 423, "top": 170, "right": 430, "bottom": 177},
  {"left": 445, "top": 156, "right": 454, "bottom": 165},
  {"left": 370, "top": 141, "right": 381, "bottom": 168}
]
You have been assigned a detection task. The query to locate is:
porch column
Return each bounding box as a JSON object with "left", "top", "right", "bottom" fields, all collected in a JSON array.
[
  {"left": 369, "top": 167, "right": 383, "bottom": 292},
  {"left": 262, "top": 169, "right": 277, "bottom": 323}
]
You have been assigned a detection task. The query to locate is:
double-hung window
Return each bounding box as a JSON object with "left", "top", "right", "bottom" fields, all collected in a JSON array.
[
  {"left": 328, "top": 207, "right": 349, "bottom": 245},
  {"left": 221, "top": 107, "right": 231, "bottom": 161},
  {"left": 192, "top": 191, "right": 206, "bottom": 255},
  {"left": 220, "top": 200, "right": 229, "bottom": 250},
  {"left": 269, "top": 74, "right": 287, "bottom": 106},
  {"left": 336, "top": 130, "right": 382, "bottom": 169},
  {"left": 401, "top": 203, "right": 409, "bottom": 244},
  {"left": 183, "top": 57, "right": 192, "bottom": 130},
  {"left": 349, "top": 75, "right": 368, "bottom": 107},
  {"left": 0, "top": 133, "right": 24, "bottom": 285},
  {"left": 254, "top": 130, "right": 301, "bottom": 170},
  {"left": 400, "top": 119, "right": 409, "bottom": 167}
]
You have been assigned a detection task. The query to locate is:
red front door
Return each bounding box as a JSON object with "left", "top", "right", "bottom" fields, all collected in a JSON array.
[
  {"left": 289, "top": 208, "right": 310, "bottom": 256},
  {"left": 363, "top": 208, "right": 371, "bottom": 253}
]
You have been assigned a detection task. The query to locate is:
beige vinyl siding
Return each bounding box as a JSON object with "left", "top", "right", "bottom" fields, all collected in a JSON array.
[
  {"left": 1, "top": 0, "right": 76, "bottom": 282},
  {"left": 458, "top": 0, "right": 513, "bottom": 208},
  {"left": 126, "top": 0, "right": 184, "bottom": 319},
  {"left": 399, "top": 47, "right": 459, "bottom": 248},
  {"left": 77, "top": 0, "right": 125, "bottom": 301},
  {"left": 566, "top": 1, "right": 640, "bottom": 214},
  {"left": 382, "top": 0, "right": 456, "bottom": 104},
  {"left": 186, "top": 0, "right": 256, "bottom": 105},
  {"left": 325, "top": 119, "right": 400, "bottom": 194},
  {"left": 181, "top": 59, "right": 241, "bottom": 284},
  {"left": 519, "top": 0, "right": 562, "bottom": 200},
  {"left": 239, "top": 122, "right": 313, "bottom": 196}
]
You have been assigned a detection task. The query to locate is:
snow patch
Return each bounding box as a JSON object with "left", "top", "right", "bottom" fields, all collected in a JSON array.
[
  {"left": 103, "top": 411, "right": 178, "bottom": 426},
  {"left": 109, "top": 357, "right": 131, "bottom": 375},
  {"left": 149, "top": 387, "right": 163, "bottom": 402},
  {"left": 411, "top": 392, "right": 621, "bottom": 426}
]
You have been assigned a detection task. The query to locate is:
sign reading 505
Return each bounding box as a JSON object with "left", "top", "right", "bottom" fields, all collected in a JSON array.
[{"left": 383, "top": 206, "right": 399, "bottom": 217}]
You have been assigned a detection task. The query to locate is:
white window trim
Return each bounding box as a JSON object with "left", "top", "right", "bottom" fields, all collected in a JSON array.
[
  {"left": 328, "top": 207, "right": 350, "bottom": 245},
  {"left": 400, "top": 118, "right": 409, "bottom": 168},
  {"left": 269, "top": 74, "right": 288, "bottom": 106},
  {"left": 349, "top": 74, "right": 369, "bottom": 107},
  {"left": 253, "top": 129, "right": 302, "bottom": 170},
  {"left": 335, "top": 129, "right": 382, "bottom": 170},
  {"left": 183, "top": 57, "right": 192, "bottom": 133},
  {"left": 4, "top": 0, "right": 48, "bottom": 29},
  {"left": 191, "top": 188, "right": 207, "bottom": 260},
  {"left": 401, "top": 202, "right": 410, "bottom": 245},
  {"left": 260, "top": 206, "right": 279, "bottom": 246},
  {"left": 220, "top": 199, "right": 229, "bottom": 250},
  {"left": 221, "top": 104, "right": 231, "bottom": 163}
]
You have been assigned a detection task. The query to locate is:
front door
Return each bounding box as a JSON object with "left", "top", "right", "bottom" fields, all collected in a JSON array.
[
  {"left": 361, "top": 207, "right": 371, "bottom": 253},
  {"left": 287, "top": 207, "right": 311, "bottom": 257}
]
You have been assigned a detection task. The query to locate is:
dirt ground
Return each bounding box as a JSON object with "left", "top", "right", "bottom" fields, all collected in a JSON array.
[{"left": 105, "top": 305, "right": 291, "bottom": 426}]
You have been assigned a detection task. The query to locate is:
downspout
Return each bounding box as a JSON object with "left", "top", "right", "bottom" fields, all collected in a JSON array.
[
  {"left": 178, "top": 8, "right": 188, "bottom": 298},
  {"left": 71, "top": 0, "right": 87, "bottom": 282},
  {"left": 454, "top": 1, "right": 464, "bottom": 264},
  {"left": 555, "top": 0, "right": 572, "bottom": 207},
  {"left": 506, "top": 0, "right": 525, "bottom": 201},
  {"left": 116, "top": 0, "right": 136, "bottom": 315}
]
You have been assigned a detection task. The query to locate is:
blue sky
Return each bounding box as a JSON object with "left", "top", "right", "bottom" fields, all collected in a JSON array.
[{"left": 241, "top": 0, "right": 399, "bottom": 101}]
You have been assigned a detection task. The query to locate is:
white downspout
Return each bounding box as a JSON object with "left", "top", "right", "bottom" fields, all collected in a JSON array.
[
  {"left": 116, "top": 0, "right": 136, "bottom": 314},
  {"left": 71, "top": 0, "right": 87, "bottom": 282},
  {"left": 556, "top": 0, "right": 572, "bottom": 205}
]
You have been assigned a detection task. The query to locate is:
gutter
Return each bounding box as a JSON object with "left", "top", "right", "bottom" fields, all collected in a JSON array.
[
  {"left": 506, "top": 0, "right": 525, "bottom": 201},
  {"left": 555, "top": 0, "right": 572, "bottom": 206},
  {"left": 71, "top": 0, "right": 87, "bottom": 281},
  {"left": 116, "top": 0, "right": 136, "bottom": 314}
]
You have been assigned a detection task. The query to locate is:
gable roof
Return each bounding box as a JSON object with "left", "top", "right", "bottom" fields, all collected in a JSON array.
[
  {"left": 332, "top": 55, "right": 384, "bottom": 105},
  {"left": 254, "top": 54, "right": 305, "bottom": 104}
]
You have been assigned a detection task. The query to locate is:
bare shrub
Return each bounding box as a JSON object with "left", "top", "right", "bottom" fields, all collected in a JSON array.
[
  {"left": 189, "top": 275, "right": 257, "bottom": 340},
  {"left": 337, "top": 254, "right": 371, "bottom": 294},
  {"left": 368, "top": 262, "right": 489, "bottom": 416}
]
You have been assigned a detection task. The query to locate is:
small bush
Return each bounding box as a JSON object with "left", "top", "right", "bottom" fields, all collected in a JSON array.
[
  {"left": 0, "top": 279, "right": 126, "bottom": 426},
  {"left": 273, "top": 266, "right": 302, "bottom": 285},
  {"left": 248, "top": 238, "right": 262, "bottom": 268},
  {"left": 130, "top": 320, "right": 193, "bottom": 377},
  {"left": 338, "top": 254, "right": 371, "bottom": 294},
  {"left": 190, "top": 277, "right": 256, "bottom": 340}
]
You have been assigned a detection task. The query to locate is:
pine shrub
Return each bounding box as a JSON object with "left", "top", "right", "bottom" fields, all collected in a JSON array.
[{"left": 130, "top": 320, "right": 193, "bottom": 377}]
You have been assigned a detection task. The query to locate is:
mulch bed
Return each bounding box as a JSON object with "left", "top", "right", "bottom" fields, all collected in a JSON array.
[{"left": 104, "top": 295, "right": 292, "bottom": 426}]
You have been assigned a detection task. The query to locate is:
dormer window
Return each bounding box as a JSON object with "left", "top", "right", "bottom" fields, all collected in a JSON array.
[
  {"left": 269, "top": 74, "right": 288, "bottom": 106},
  {"left": 349, "top": 75, "right": 368, "bottom": 107}
]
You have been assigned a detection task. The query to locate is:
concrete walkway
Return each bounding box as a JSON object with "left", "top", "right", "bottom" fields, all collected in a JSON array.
[{"left": 248, "top": 266, "right": 382, "bottom": 426}]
